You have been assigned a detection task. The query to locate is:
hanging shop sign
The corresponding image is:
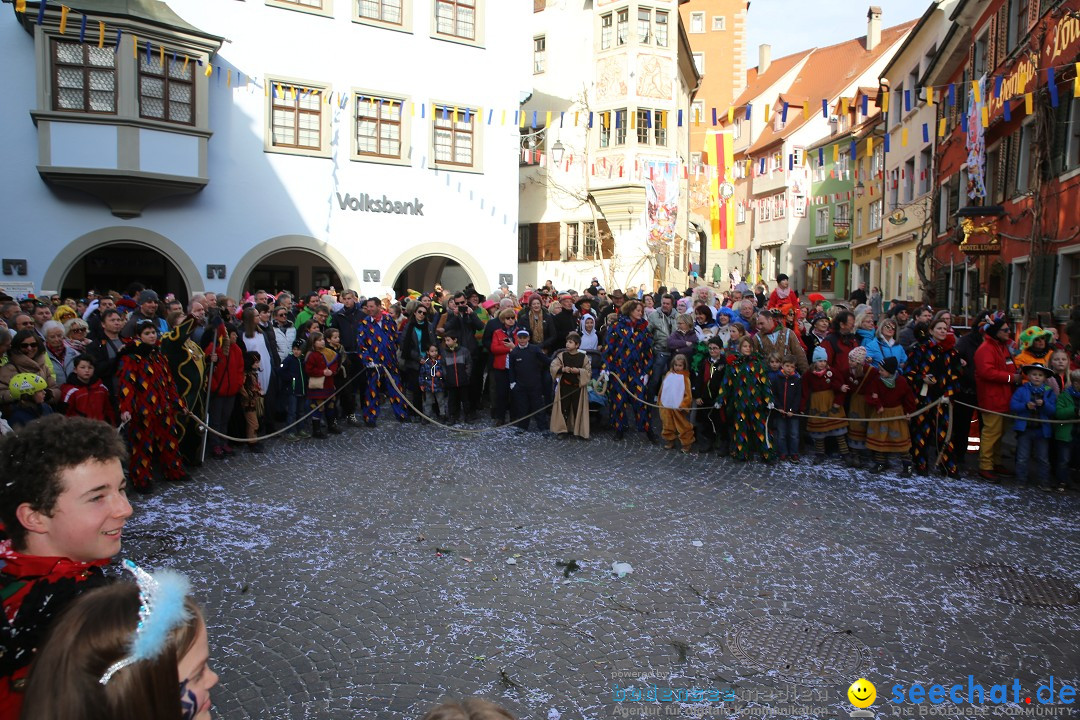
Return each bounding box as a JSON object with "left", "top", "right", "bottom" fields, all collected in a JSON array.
[
  {"left": 887, "top": 209, "right": 909, "bottom": 226},
  {"left": 957, "top": 206, "right": 1005, "bottom": 255}
]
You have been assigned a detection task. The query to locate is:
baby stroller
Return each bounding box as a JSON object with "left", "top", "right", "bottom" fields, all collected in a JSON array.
[{"left": 584, "top": 349, "right": 609, "bottom": 429}]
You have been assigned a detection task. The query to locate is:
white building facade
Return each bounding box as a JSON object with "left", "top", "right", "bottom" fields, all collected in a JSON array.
[
  {"left": 517, "top": 0, "right": 700, "bottom": 295},
  {"left": 0, "top": 0, "right": 530, "bottom": 302}
]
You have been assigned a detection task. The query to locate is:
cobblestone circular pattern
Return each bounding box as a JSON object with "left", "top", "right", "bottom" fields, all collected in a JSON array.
[
  {"left": 956, "top": 563, "right": 1080, "bottom": 607},
  {"left": 122, "top": 529, "right": 189, "bottom": 566},
  {"left": 723, "top": 617, "right": 868, "bottom": 686}
]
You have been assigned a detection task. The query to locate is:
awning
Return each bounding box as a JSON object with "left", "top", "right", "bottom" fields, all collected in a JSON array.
[
  {"left": 753, "top": 239, "right": 785, "bottom": 249},
  {"left": 806, "top": 241, "right": 851, "bottom": 254}
]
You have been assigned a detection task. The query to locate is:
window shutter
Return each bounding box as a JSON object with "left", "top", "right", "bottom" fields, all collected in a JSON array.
[
  {"left": 599, "top": 219, "right": 614, "bottom": 258},
  {"left": 996, "top": 136, "right": 1009, "bottom": 203},
  {"left": 935, "top": 268, "right": 949, "bottom": 307},
  {"left": 987, "top": 15, "right": 998, "bottom": 70},
  {"left": 1032, "top": 254, "right": 1057, "bottom": 313},
  {"left": 528, "top": 223, "right": 539, "bottom": 262},
  {"left": 537, "top": 222, "right": 560, "bottom": 261},
  {"left": 994, "top": 5, "right": 1008, "bottom": 67},
  {"left": 1004, "top": 132, "right": 1019, "bottom": 199},
  {"left": 1027, "top": 0, "right": 1039, "bottom": 33}
]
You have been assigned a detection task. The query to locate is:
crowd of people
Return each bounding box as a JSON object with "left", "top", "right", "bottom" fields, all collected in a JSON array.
[
  {"left": 2, "top": 276, "right": 1080, "bottom": 492},
  {"left": 2, "top": 272, "right": 1079, "bottom": 719}
]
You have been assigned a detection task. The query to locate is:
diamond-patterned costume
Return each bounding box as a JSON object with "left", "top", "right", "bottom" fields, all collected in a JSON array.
[
  {"left": 603, "top": 314, "right": 653, "bottom": 433},
  {"left": 905, "top": 337, "right": 961, "bottom": 474},
  {"left": 116, "top": 340, "right": 187, "bottom": 490},
  {"left": 722, "top": 351, "right": 775, "bottom": 461},
  {"left": 357, "top": 313, "right": 409, "bottom": 424}
]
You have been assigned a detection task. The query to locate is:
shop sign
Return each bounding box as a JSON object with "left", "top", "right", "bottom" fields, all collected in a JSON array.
[
  {"left": 957, "top": 206, "right": 1005, "bottom": 255},
  {"left": 336, "top": 192, "right": 425, "bottom": 216}
]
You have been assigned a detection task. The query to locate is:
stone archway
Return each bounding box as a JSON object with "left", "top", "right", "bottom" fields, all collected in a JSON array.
[
  {"left": 42, "top": 227, "right": 201, "bottom": 301},
  {"left": 229, "top": 236, "right": 359, "bottom": 300},
  {"left": 384, "top": 243, "right": 490, "bottom": 297}
]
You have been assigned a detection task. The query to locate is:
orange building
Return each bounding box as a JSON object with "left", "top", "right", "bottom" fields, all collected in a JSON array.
[{"left": 680, "top": 0, "right": 748, "bottom": 285}]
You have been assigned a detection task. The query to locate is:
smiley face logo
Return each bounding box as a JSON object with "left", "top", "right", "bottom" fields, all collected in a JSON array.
[{"left": 848, "top": 678, "right": 876, "bottom": 708}]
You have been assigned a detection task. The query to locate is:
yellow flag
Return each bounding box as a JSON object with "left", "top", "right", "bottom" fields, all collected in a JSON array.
[
  {"left": 901, "top": 127, "right": 908, "bottom": 146},
  {"left": 1024, "top": 92, "right": 1033, "bottom": 114},
  {"left": 59, "top": 6, "right": 69, "bottom": 34},
  {"left": 519, "top": 110, "right": 525, "bottom": 128},
  {"left": 802, "top": 101, "right": 809, "bottom": 120},
  {"left": 500, "top": 110, "right": 506, "bottom": 125},
  {"left": 727, "top": 106, "right": 734, "bottom": 124},
  {"left": 938, "top": 117, "right": 946, "bottom": 137},
  {"left": 980, "top": 106, "right": 989, "bottom": 128},
  {"left": 204, "top": 62, "right": 213, "bottom": 78},
  {"left": 881, "top": 92, "right": 889, "bottom": 113},
  {"left": 1074, "top": 63, "right": 1079, "bottom": 97},
  {"left": 630, "top": 111, "right": 636, "bottom": 129},
  {"left": 227, "top": 68, "right": 231, "bottom": 86},
  {"left": 971, "top": 81, "right": 980, "bottom": 103},
  {"left": 182, "top": 55, "right": 189, "bottom": 73},
  {"left": 764, "top": 104, "right": 770, "bottom": 123},
  {"left": 159, "top": 44, "right": 164, "bottom": 66},
  {"left": 833, "top": 144, "right": 839, "bottom": 162},
  {"left": 545, "top": 110, "right": 551, "bottom": 128},
  {"left": 867, "top": 137, "right": 873, "bottom": 154},
  {"left": 453, "top": 106, "right": 459, "bottom": 122},
  {"left": 98, "top": 21, "right": 105, "bottom": 48},
  {"left": 132, "top": 35, "right": 138, "bottom": 59},
  {"left": 840, "top": 97, "right": 848, "bottom": 115},
  {"left": 574, "top": 111, "right": 579, "bottom": 126},
  {"left": 15, "top": 0, "right": 25, "bottom": 12}
]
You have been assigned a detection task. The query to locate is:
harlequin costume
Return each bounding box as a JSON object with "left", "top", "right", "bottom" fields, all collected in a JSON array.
[
  {"left": 603, "top": 314, "right": 653, "bottom": 435},
  {"left": 159, "top": 314, "right": 207, "bottom": 463},
  {"left": 0, "top": 539, "right": 110, "bottom": 720},
  {"left": 116, "top": 338, "right": 188, "bottom": 491},
  {"left": 721, "top": 351, "right": 775, "bottom": 461},
  {"left": 905, "top": 329, "right": 961, "bottom": 476},
  {"left": 357, "top": 312, "right": 409, "bottom": 425}
]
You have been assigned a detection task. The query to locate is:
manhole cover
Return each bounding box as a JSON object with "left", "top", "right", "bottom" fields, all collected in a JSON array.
[
  {"left": 121, "top": 530, "right": 188, "bottom": 566},
  {"left": 724, "top": 618, "right": 867, "bottom": 686},
  {"left": 956, "top": 564, "right": 1080, "bottom": 607}
]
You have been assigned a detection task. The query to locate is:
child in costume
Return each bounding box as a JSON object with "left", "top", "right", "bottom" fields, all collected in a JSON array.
[
  {"left": 693, "top": 337, "right": 728, "bottom": 454},
  {"left": 0, "top": 416, "right": 130, "bottom": 720},
  {"left": 769, "top": 355, "right": 802, "bottom": 462},
  {"left": 863, "top": 356, "right": 916, "bottom": 476},
  {"left": 802, "top": 345, "right": 850, "bottom": 461},
  {"left": 721, "top": 336, "right": 774, "bottom": 462},
  {"left": 845, "top": 346, "right": 873, "bottom": 467},
  {"left": 303, "top": 331, "right": 338, "bottom": 439},
  {"left": 1052, "top": 368, "right": 1080, "bottom": 492},
  {"left": 659, "top": 352, "right": 695, "bottom": 453},
  {"left": 279, "top": 339, "right": 309, "bottom": 440},
  {"left": 116, "top": 321, "right": 188, "bottom": 492},
  {"left": 239, "top": 351, "right": 264, "bottom": 453},
  {"left": 59, "top": 354, "right": 116, "bottom": 425},
  {"left": 1010, "top": 362, "right": 1057, "bottom": 489},
  {"left": 550, "top": 331, "right": 591, "bottom": 439},
  {"left": 419, "top": 344, "right": 447, "bottom": 421}
]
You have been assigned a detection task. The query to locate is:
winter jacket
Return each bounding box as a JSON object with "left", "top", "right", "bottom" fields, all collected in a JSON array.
[
  {"left": 954, "top": 328, "right": 984, "bottom": 396},
  {"left": 692, "top": 355, "right": 726, "bottom": 405},
  {"left": 508, "top": 343, "right": 550, "bottom": 391},
  {"left": 860, "top": 333, "right": 908, "bottom": 369},
  {"left": 0, "top": 351, "right": 60, "bottom": 406},
  {"left": 60, "top": 375, "right": 116, "bottom": 424},
  {"left": 419, "top": 357, "right": 445, "bottom": 394},
  {"left": 332, "top": 303, "right": 363, "bottom": 352},
  {"left": 647, "top": 309, "right": 678, "bottom": 350},
  {"left": 272, "top": 321, "right": 296, "bottom": 357},
  {"left": 801, "top": 368, "right": 846, "bottom": 411},
  {"left": 279, "top": 354, "right": 307, "bottom": 398},
  {"left": 861, "top": 372, "right": 917, "bottom": 414},
  {"left": 753, "top": 325, "right": 809, "bottom": 374},
  {"left": 770, "top": 371, "right": 802, "bottom": 414},
  {"left": 6, "top": 401, "right": 53, "bottom": 428},
  {"left": 399, "top": 320, "right": 434, "bottom": 372},
  {"left": 210, "top": 344, "right": 245, "bottom": 397},
  {"left": 975, "top": 335, "right": 1017, "bottom": 413},
  {"left": 1009, "top": 382, "right": 1056, "bottom": 436},
  {"left": 305, "top": 350, "right": 336, "bottom": 393},
  {"left": 490, "top": 327, "right": 515, "bottom": 371},
  {"left": 1053, "top": 385, "right": 1080, "bottom": 442},
  {"left": 516, "top": 310, "right": 557, "bottom": 353},
  {"left": 441, "top": 346, "right": 472, "bottom": 388},
  {"left": 667, "top": 329, "right": 698, "bottom": 357},
  {"left": 822, "top": 333, "right": 858, "bottom": 378}
]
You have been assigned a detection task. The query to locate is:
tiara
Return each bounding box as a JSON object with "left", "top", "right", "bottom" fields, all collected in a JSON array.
[{"left": 99, "top": 560, "right": 192, "bottom": 685}]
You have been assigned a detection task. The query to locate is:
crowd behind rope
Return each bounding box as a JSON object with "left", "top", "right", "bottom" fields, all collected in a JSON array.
[
  {"left": 1, "top": 274, "right": 1079, "bottom": 719},
  {"left": 2, "top": 277, "right": 1080, "bottom": 491}
]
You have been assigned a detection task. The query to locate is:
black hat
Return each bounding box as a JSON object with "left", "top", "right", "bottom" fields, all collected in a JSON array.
[
  {"left": 881, "top": 356, "right": 899, "bottom": 375},
  {"left": 292, "top": 339, "right": 305, "bottom": 349},
  {"left": 1022, "top": 362, "right": 1051, "bottom": 376},
  {"left": 886, "top": 302, "right": 908, "bottom": 318},
  {"left": 984, "top": 316, "right": 1009, "bottom": 338}
]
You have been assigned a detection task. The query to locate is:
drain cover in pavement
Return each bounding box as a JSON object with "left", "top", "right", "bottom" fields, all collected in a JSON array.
[
  {"left": 724, "top": 618, "right": 868, "bottom": 686},
  {"left": 956, "top": 563, "right": 1080, "bottom": 607}
]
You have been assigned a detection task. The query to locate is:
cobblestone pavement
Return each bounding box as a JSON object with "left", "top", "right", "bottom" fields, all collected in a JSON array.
[{"left": 123, "top": 420, "right": 1080, "bottom": 720}]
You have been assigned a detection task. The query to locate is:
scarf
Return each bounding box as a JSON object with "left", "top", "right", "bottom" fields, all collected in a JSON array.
[
  {"left": 775, "top": 287, "right": 791, "bottom": 299},
  {"left": 529, "top": 312, "right": 544, "bottom": 344},
  {"left": 880, "top": 374, "right": 897, "bottom": 388}
]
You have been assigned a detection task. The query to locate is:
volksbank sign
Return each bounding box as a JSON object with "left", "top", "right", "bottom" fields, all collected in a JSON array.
[{"left": 336, "top": 192, "right": 424, "bottom": 216}]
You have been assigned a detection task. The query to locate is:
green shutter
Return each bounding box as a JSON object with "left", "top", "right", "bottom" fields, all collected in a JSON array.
[{"left": 1032, "top": 254, "right": 1057, "bottom": 313}]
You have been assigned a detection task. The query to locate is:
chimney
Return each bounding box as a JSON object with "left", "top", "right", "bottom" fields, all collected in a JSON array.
[
  {"left": 866, "top": 6, "right": 882, "bottom": 51},
  {"left": 759, "top": 44, "right": 771, "bottom": 74}
]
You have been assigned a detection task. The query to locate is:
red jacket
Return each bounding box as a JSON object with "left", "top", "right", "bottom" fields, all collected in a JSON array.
[
  {"left": 801, "top": 367, "right": 846, "bottom": 411},
  {"left": 305, "top": 350, "right": 336, "bottom": 392},
  {"left": 975, "top": 335, "right": 1017, "bottom": 413},
  {"left": 490, "top": 328, "right": 514, "bottom": 370},
  {"left": 60, "top": 378, "right": 116, "bottom": 424},
  {"left": 210, "top": 344, "right": 244, "bottom": 396},
  {"left": 862, "top": 372, "right": 917, "bottom": 414}
]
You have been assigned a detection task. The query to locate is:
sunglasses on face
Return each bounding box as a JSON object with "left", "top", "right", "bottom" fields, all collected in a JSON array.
[
  {"left": 70, "top": 328, "right": 87, "bottom": 333},
  {"left": 20, "top": 342, "right": 38, "bottom": 349}
]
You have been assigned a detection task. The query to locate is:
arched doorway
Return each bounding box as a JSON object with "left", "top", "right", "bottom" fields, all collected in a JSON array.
[
  {"left": 242, "top": 250, "right": 343, "bottom": 298},
  {"left": 61, "top": 242, "right": 190, "bottom": 304},
  {"left": 393, "top": 257, "right": 474, "bottom": 297}
]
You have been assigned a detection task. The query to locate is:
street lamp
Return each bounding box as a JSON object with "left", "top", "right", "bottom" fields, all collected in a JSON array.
[
  {"left": 551, "top": 140, "right": 565, "bottom": 165},
  {"left": 856, "top": 180, "right": 865, "bottom": 198}
]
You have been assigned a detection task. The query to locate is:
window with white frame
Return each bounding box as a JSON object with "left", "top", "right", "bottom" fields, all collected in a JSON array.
[
  {"left": 903, "top": 157, "right": 915, "bottom": 202},
  {"left": 637, "top": 8, "right": 651, "bottom": 43},
  {"left": 870, "top": 199, "right": 882, "bottom": 230},
  {"left": 614, "top": 108, "right": 627, "bottom": 145},
  {"left": 435, "top": 0, "right": 478, "bottom": 42},
  {"left": 564, "top": 222, "right": 581, "bottom": 260},
  {"left": 871, "top": 144, "right": 883, "bottom": 176},
  {"left": 355, "top": 93, "right": 405, "bottom": 161},
  {"left": 838, "top": 149, "right": 850, "bottom": 178},
  {"left": 758, "top": 198, "right": 771, "bottom": 222},
  {"left": 600, "top": 13, "right": 613, "bottom": 49},
  {"left": 433, "top": 104, "right": 478, "bottom": 169},
  {"left": 712, "top": 15, "right": 725, "bottom": 30},
  {"left": 1013, "top": 259, "right": 1028, "bottom": 307},
  {"left": 835, "top": 201, "right": 850, "bottom": 224},
  {"left": 356, "top": 0, "right": 403, "bottom": 26},
  {"left": 689, "top": 11, "right": 705, "bottom": 33},
  {"left": 792, "top": 147, "right": 804, "bottom": 167},
  {"left": 692, "top": 52, "right": 704, "bottom": 76},
  {"left": 856, "top": 208, "right": 863, "bottom": 237},
  {"left": 1063, "top": 91, "right": 1080, "bottom": 174},
  {"left": 584, "top": 223, "right": 598, "bottom": 258},
  {"left": 815, "top": 207, "right": 829, "bottom": 236},
  {"left": 691, "top": 100, "right": 704, "bottom": 125},
  {"left": 689, "top": 152, "right": 702, "bottom": 173},
  {"left": 269, "top": 81, "right": 328, "bottom": 156},
  {"left": 1015, "top": 122, "right": 1033, "bottom": 195},
  {"left": 732, "top": 117, "right": 742, "bottom": 139},
  {"left": 654, "top": 10, "right": 668, "bottom": 46},
  {"left": 771, "top": 150, "right": 783, "bottom": 171},
  {"left": 775, "top": 192, "right": 786, "bottom": 219},
  {"left": 616, "top": 8, "right": 628, "bottom": 45},
  {"left": 533, "top": 36, "right": 545, "bottom": 74},
  {"left": 737, "top": 203, "right": 746, "bottom": 224},
  {"left": 919, "top": 147, "right": 932, "bottom": 195},
  {"left": 599, "top": 111, "right": 611, "bottom": 148}
]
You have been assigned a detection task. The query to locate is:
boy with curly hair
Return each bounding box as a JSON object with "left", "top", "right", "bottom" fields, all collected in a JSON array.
[{"left": 0, "top": 415, "right": 131, "bottom": 720}]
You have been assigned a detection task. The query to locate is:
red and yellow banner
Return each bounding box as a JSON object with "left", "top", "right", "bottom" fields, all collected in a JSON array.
[{"left": 706, "top": 129, "right": 734, "bottom": 251}]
